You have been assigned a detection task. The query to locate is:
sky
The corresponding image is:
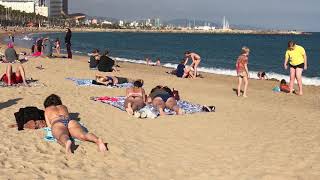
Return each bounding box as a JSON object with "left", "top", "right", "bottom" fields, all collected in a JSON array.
[{"left": 70, "top": 0, "right": 320, "bottom": 32}]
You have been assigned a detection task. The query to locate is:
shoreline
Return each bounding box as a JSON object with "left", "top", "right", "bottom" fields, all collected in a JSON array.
[
  {"left": 3, "top": 26, "right": 310, "bottom": 35},
  {"left": 9, "top": 30, "right": 320, "bottom": 86}
]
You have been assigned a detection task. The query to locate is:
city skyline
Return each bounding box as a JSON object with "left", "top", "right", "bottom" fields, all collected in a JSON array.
[{"left": 69, "top": 0, "right": 320, "bottom": 32}]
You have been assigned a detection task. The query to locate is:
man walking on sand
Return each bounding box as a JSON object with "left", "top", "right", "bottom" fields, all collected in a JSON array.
[
  {"left": 184, "top": 51, "right": 201, "bottom": 78},
  {"left": 284, "top": 40, "right": 307, "bottom": 95}
]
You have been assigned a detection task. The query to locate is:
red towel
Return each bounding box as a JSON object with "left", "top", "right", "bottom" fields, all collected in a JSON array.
[{"left": 97, "top": 96, "right": 119, "bottom": 102}]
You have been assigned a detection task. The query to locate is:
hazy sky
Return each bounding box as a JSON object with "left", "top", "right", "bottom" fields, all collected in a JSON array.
[{"left": 70, "top": 0, "right": 320, "bottom": 31}]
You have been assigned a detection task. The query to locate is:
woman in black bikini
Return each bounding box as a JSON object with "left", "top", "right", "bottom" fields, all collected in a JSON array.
[
  {"left": 94, "top": 74, "right": 129, "bottom": 86},
  {"left": 148, "top": 86, "right": 184, "bottom": 116}
]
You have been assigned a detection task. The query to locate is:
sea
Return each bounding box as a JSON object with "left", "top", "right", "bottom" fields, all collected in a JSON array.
[{"left": 13, "top": 32, "right": 320, "bottom": 86}]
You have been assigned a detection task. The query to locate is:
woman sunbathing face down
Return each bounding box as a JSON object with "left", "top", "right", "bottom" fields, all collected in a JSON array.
[
  {"left": 95, "top": 75, "right": 115, "bottom": 86},
  {"left": 125, "top": 79, "right": 146, "bottom": 116},
  {"left": 43, "top": 94, "right": 107, "bottom": 154},
  {"left": 148, "top": 86, "right": 184, "bottom": 116}
]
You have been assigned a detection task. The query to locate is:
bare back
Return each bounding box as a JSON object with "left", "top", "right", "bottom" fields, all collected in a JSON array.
[
  {"left": 126, "top": 87, "right": 145, "bottom": 97},
  {"left": 190, "top": 53, "right": 201, "bottom": 61},
  {"left": 45, "top": 105, "right": 69, "bottom": 127}
]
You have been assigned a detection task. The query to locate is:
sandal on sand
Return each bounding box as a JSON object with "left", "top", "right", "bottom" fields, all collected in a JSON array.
[{"left": 202, "top": 106, "right": 215, "bottom": 112}]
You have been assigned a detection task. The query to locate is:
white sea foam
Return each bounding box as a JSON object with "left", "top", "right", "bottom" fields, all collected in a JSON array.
[
  {"left": 14, "top": 35, "right": 320, "bottom": 86},
  {"left": 21, "top": 36, "right": 32, "bottom": 41},
  {"left": 113, "top": 57, "right": 320, "bottom": 86}
]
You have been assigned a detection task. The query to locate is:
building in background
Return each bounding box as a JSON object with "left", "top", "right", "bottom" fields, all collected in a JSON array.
[
  {"left": 62, "top": 0, "right": 67, "bottom": 15},
  {"left": 0, "top": 0, "right": 35, "bottom": 13},
  {"left": 35, "top": 5, "right": 48, "bottom": 17}
]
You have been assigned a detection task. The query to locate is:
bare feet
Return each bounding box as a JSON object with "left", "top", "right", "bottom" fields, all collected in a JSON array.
[
  {"left": 159, "top": 108, "right": 166, "bottom": 116},
  {"left": 23, "top": 82, "right": 30, "bottom": 87},
  {"left": 243, "top": 94, "right": 248, "bottom": 98},
  {"left": 126, "top": 107, "right": 134, "bottom": 115},
  {"left": 97, "top": 138, "right": 107, "bottom": 152},
  {"left": 65, "top": 140, "right": 72, "bottom": 154},
  {"left": 176, "top": 108, "right": 185, "bottom": 115}
]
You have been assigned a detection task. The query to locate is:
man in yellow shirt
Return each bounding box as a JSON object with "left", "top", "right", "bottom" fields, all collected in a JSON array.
[{"left": 284, "top": 41, "right": 307, "bottom": 95}]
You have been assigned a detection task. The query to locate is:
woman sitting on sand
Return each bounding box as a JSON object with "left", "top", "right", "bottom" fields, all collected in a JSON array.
[
  {"left": 89, "top": 49, "right": 100, "bottom": 69},
  {"left": 1, "top": 64, "right": 28, "bottom": 86},
  {"left": 98, "top": 49, "right": 116, "bottom": 72},
  {"left": 4, "top": 42, "right": 18, "bottom": 63},
  {"left": 125, "top": 80, "right": 146, "bottom": 115},
  {"left": 147, "top": 86, "right": 184, "bottom": 116},
  {"left": 94, "top": 74, "right": 129, "bottom": 86}
]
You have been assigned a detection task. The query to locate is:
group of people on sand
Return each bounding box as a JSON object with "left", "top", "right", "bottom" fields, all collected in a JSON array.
[
  {"left": 236, "top": 40, "right": 307, "bottom": 97},
  {"left": 1, "top": 34, "right": 308, "bottom": 155},
  {"left": 89, "top": 49, "right": 118, "bottom": 72},
  {"left": 124, "top": 80, "right": 184, "bottom": 117},
  {"left": 168, "top": 51, "right": 202, "bottom": 79},
  {"left": 31, "top": 28, "right": 72, "bottom": 59}
]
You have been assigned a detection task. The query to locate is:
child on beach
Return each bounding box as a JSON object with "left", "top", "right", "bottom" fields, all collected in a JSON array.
[
  {"left": 280, "top": 79, "right": 291, "bottom": 93},
  {"left": 156, "top": 58, "right": 161, "bottom": 66},
  {"left": 54, "top": 38, "right": 61, "bottom": 56},
  {"left": 236, "top": 47, "right": 250, "bottom": 97}
]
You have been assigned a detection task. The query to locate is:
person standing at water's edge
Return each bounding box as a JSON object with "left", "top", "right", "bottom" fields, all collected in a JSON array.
[
  {"left": 236, "top": 47, "right": 250, "bottom": 97},
  {"left": 284, "top": 41, "right": 307, "bottom": 95},
  {"left": 65, "top": 28, "right": 72, "bottom": 59},
  {"left": 184, "top": 51, "right": 201, "bottom": 78}
]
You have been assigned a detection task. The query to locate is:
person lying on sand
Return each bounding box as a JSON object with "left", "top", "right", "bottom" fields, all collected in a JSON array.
[
  {"left": 147, "top": 86, "right": 184, "bottom": 116},
  {"left": 280, "top": 79, "right": 294, "bottom": 93},
  {"left": 1, "top": 64, "right": 28, "bottom": 86},
  {"left": 44, "top": 94, "right": 107, "bottom": 154},
  {"left": 94, "top": 74, "right": 129, "bottom": 86},
  {"left": 125, "top": 79, "right": 146, "bottom": 116}
]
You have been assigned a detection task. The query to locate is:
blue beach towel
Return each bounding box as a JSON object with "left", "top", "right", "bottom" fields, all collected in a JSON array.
[
  {"left": 66, "top": 78, "right": 133, "bottom": 88},
  {"left": 43, "top": 122, "right": 87, "bottom": 142},
  {"left": 91, "top": 96, "right": 211, "bottom": 118}
]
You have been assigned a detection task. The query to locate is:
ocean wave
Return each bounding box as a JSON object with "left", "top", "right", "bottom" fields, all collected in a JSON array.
[{"left": 113, "top": 57, "right": 320, "bottom": 86}]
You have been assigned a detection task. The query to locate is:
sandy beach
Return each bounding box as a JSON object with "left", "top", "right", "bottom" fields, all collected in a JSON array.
[{"left": 0, "top": 30, "right": 320, "bottom": 180}]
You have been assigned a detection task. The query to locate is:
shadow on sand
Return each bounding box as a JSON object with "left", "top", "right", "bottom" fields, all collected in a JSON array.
[{"left": 0, "top": 98, "right": 23, "bottom": 110}]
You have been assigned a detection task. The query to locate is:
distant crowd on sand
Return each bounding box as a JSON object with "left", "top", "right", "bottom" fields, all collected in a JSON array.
[
  {"left": 30, "top": 28, "right": 73, "bottom": 59},
  {"left": 0, "top": 26, "right": 308, "bottom": 155}
]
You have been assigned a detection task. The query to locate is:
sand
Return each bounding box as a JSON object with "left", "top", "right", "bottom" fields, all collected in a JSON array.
[{"left": 0, "top": 32, "right": 320, "bottom": 180}]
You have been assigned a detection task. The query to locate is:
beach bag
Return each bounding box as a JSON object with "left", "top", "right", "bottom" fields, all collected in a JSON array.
[{"left": 14, "top": 107, "right": 45, "bottom": 131}]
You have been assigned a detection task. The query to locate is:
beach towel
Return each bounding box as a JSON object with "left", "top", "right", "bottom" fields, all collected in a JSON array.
[
  {"left": 0, "top": 79, "right": 45, "bottom": 88},
  {"left": 43, "top": 122, "right": 87, "bottom": 142},
  {"left": 91, "top": 96, "right": 212, "bottom": 118},
  {"left": 66, "top": 78, "right": 133, "bottom": 88}
]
